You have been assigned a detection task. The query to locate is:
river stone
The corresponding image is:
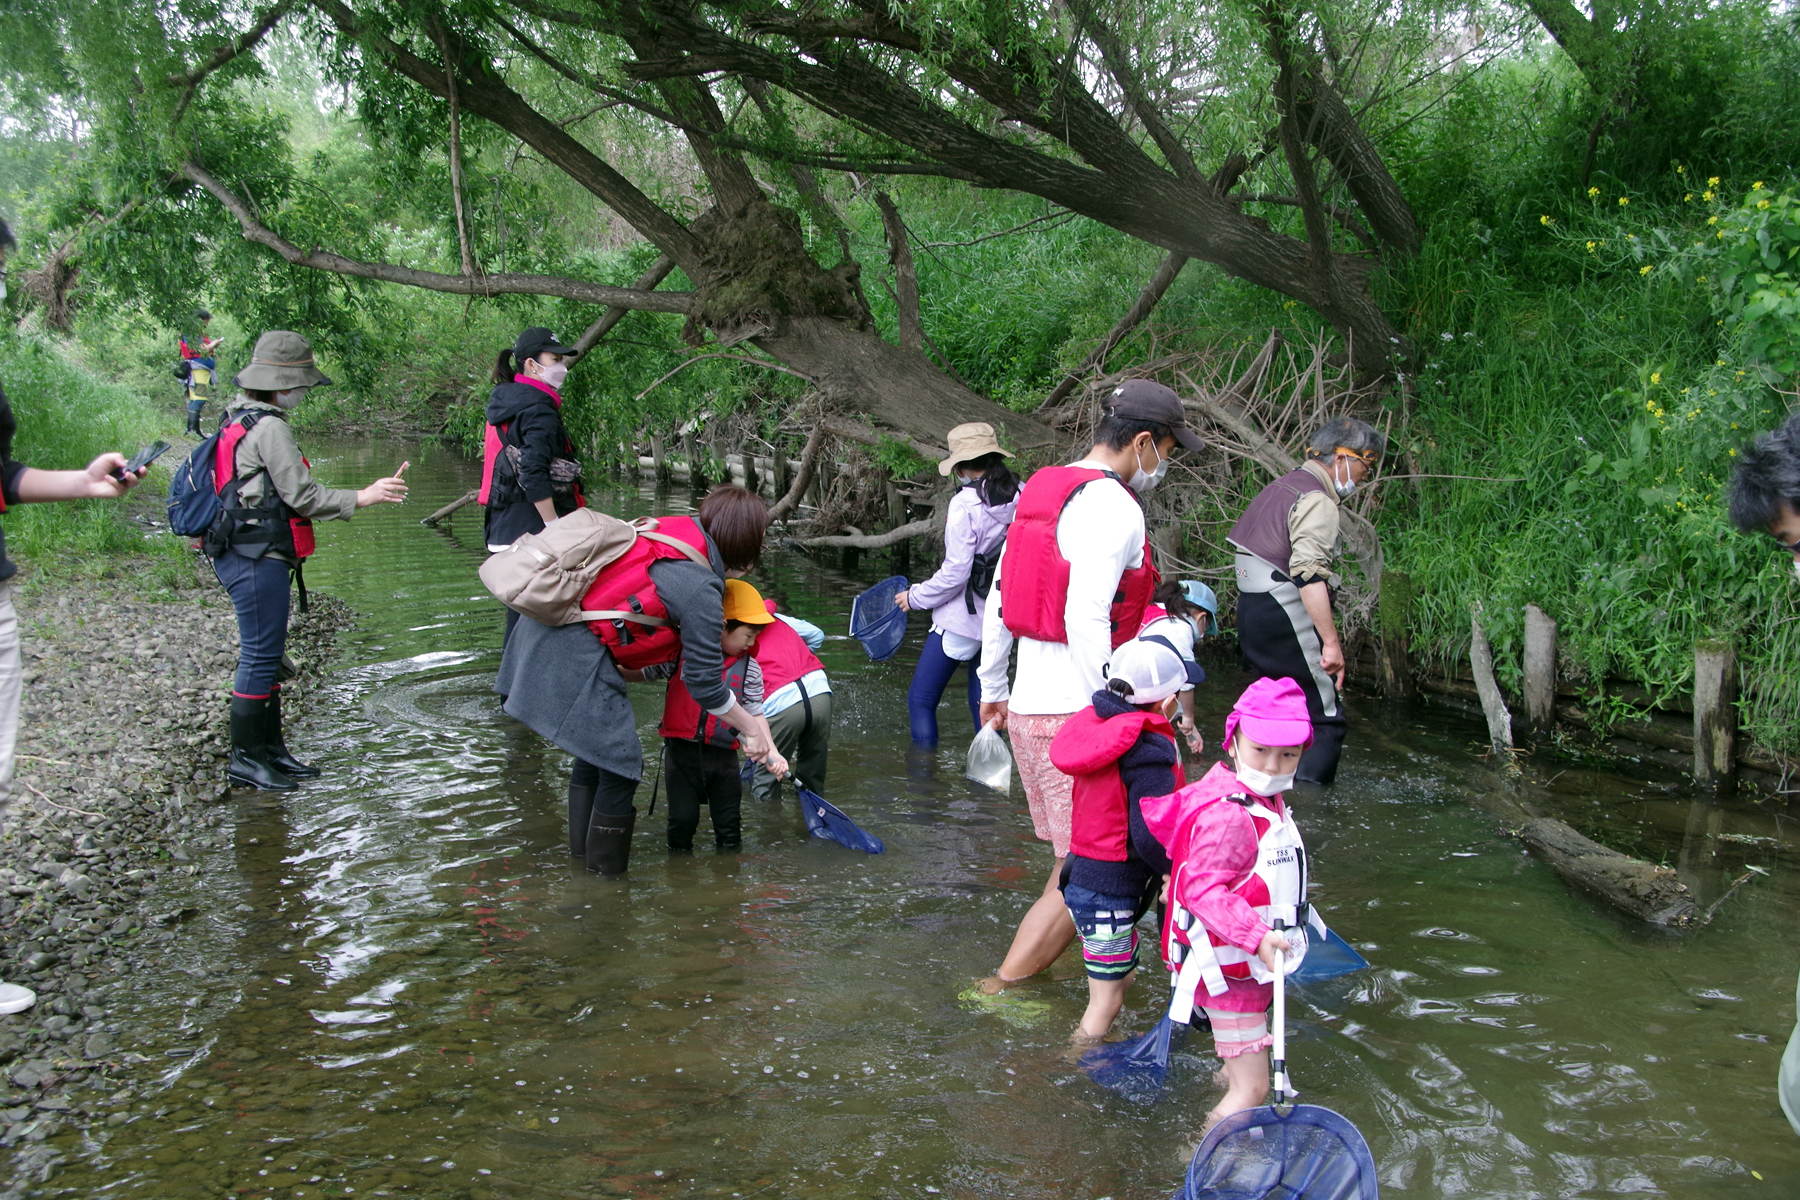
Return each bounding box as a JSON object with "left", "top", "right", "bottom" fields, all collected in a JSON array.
[{"left": 82, "top": 1034, "right": 112, "bottom": 1059}]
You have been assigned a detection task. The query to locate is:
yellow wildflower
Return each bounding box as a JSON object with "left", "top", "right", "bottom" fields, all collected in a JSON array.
[
  {"left": 1650, "top": 372, "right": 1661, "bottom": 384},
  {"left": 1703, "top": 190, "right": 1715, "bottom": 201},
  {"left": 1639, "top": 264, "right": 1653, "bottom": 275},
  {"left": 1684, "top": 193, "right": 1693, "bottom": 202},
  {"left": 1708, "top": 176, "right": 1720, "bottom": 187},
  {"left": 1540, "top": 214, "right": 1553, "bottom": 226},
  {"left": 1729, "top": 448, "right": 1738, "bottom": 457},
  {"left": 1618, "top": 197, "right": 1630, "bottom": 206},
  {"left": 1586, "top": 240, "right": 1597, "bottom": 253},
  {"left": 1753, "top": 181, "right": 1765, "bottom": 190},
  {"left": 1708, "top": 215, "right": 1719, "bottom": 224},
  {"left": 1677, "top": 165, "right": 1686, "bottom": 175},
  {"left": 1759, "top": 199, "right": 1772, "bottom": 210}
]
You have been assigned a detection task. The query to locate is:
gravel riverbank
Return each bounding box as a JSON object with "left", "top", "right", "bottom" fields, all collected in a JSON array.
[{"left": 0, "top": 556, "right": 351, "bottom": 1190}]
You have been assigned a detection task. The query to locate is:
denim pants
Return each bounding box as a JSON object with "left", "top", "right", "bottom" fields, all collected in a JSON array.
[
  {"left": 905, "top": 630, "right": 981, "bottom": 746},
  {"left": 213, "top": 550, "right": 293, "bottom": 699}
]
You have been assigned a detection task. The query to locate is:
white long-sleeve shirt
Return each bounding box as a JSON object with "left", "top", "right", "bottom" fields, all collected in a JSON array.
[{"left": 978, "top": 460, "right": 1146, "bottom": 715}]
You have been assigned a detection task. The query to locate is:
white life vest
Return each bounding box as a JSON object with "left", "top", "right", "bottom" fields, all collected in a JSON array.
[{"left": 1161, "top": 792, "right": 1327, "bottom": 1023}]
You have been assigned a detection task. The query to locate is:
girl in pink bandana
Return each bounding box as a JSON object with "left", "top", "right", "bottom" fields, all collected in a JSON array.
[{"left": 1141, "top": 676, "right": 1317, "bottom": 1128}]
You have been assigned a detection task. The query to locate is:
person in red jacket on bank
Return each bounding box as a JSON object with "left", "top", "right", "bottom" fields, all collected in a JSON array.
[
  {"left": 975, "top": 379, "right": 1204, "bottom": 992},
  {"left": 1049, "top": 638, "right": 1189, "bottom": 1043}
]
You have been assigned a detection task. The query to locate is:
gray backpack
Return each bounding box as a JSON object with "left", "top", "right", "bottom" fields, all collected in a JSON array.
[{"left": 479, "top": 510, "right": 707, "bottom": 627}]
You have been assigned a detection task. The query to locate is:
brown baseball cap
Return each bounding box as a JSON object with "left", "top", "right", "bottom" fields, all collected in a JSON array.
[{"left": 1103, "top": 379, "right": 1204, "bottom": 452}]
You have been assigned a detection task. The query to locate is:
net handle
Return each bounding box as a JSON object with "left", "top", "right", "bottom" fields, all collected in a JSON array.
[{"left": 1271, "top": 923, "right": 1296, "bottom": 1104}]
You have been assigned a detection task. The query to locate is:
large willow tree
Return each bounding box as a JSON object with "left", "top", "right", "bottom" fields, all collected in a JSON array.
[{"left": 11, "top": 0, "right": 1766, "bottom": 437}]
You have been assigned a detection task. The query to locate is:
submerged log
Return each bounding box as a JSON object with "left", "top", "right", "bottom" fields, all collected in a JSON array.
[
  {"left": 1517, "top": 817, "right": 1698, "bottom": 926},
  {"left": 420, "top": 489, "right": 478, "bottom": 527},
  {"left": 1468, "top": 608, "right": 1514, "bottom": 761}
]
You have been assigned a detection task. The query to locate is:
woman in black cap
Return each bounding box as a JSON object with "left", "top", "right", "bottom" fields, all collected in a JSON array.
[{"left": 483, "top": 327, "right": 584, "bottom": 542}]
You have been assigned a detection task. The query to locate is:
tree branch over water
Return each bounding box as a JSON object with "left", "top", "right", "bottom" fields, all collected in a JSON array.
[{"left": 182, "top": 161, "right": 695, "bottom": 313}]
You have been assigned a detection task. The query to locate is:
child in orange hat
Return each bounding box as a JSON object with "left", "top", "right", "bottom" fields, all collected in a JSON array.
[{"left": 640, "top": 579, "right": 787, "bottom": 851}]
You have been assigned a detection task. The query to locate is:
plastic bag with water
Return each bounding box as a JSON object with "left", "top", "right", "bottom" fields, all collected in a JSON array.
[{"left": 966, "top": 720, "right": 1012, "bottom": 794}]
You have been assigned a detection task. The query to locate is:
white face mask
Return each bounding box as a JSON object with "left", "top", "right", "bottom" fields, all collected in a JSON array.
[
  {"left": 1128, "top": 441, "right": 1170, "bottom": 495},
  {"left": 274, "top": 387, "right": 307, "bottom": 410},
  {"left": 1330, "top": 456, "right": 1357, "bottom": 498},
  {"left": 1234, "top": 734, "right": 1296, "bottom": 796},
  {"left": 534, "top": 360, "right": 569, "bottom": 390},
  {"left": 1235, "top": 760, "right": 1295, "bottom": 798}
]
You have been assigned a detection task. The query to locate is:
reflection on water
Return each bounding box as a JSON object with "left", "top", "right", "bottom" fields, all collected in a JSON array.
[{"left": 46, "top": 440, "right": 1800, "bottom": 1198}]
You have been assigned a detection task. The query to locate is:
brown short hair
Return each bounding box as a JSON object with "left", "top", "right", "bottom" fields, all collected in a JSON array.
[{"left": 697, "top": 485, "right": 770, "bottom": 571}]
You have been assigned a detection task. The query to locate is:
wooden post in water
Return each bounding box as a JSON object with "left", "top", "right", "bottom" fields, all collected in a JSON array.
[
  {"left": 1693, "top": 639, "right": 1737, "bottom": 791},
  {"left": 772, "top": 445, "right": 789, "bottom": 499},
  {"left": 650, "top": 434, "right": 669, "bottom": 484},
  {"left": 1522, "top": 604, "right": 1558, "bottom": 736},
  {"left": 1377, "top": 570, "right": 1415, "bottom": 700},
  {"left": 1469, "top": 607, "right": 1515, "bottom": 763},
  {"left": 742, "top": 450, "right": 759, "bottom": 496}
]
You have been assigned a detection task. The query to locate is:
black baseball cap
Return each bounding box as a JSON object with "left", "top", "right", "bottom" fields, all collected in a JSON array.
[
  {"left": 514, "top": 326, "right": 575, "bottom": 363},
  {"left": 1103, "top": 379, "right": 1205, "bottom": 451}
]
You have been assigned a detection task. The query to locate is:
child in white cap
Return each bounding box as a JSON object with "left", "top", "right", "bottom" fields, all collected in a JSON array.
[{"left": 1048, "top": 638, "right": 1191, "bottom": 1043}]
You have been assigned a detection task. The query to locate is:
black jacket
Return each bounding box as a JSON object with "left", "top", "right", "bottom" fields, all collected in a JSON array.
[
  {"left": 483, "top": 381, "right": 579, "bottom": 548},
  {"left": 0, "top": 385, "right": 31, "bottom": 581}
]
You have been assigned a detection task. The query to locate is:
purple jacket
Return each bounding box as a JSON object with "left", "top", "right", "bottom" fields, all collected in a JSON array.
[{"left": 906, "top": 485, "right": 1017, "bottom": 641}]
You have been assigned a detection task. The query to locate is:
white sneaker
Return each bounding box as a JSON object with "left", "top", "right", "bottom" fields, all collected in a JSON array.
[{"left": 0, "top": 983, "right": 36, "bottom": 1015}]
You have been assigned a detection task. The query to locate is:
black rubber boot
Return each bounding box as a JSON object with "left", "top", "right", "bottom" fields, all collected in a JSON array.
[
  {"left": 186, "top": 408, "right": 203, "bottom": 436},
  {"left": 584, "top": 810, "right": 636, "bottom": 876},
  {"left": 263, "top": 692, "right": 320, "bottom": 779},
  {"left": 568, "top": 782, "right": 597, "bottom": 857},
  {"left": 227, "top": 697, "right": 297, "bottom": 792}
]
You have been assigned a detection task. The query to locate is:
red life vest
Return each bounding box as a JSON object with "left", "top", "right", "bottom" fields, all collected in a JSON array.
[
  {"left": 581, "top": 515, "right": 712, "bottom": 669},
  {"left": 1051, "top": 706, "right": 1185, "bottom": 862},
  {"left": 752, "top": 604, "right": 825, "bottom": 694},
  {"left": 998, "top": 466, "right": 1158, "bottom": 649},
  {"left": 214, "top": 411, "right": 314, "bottom": 559},
  {"left": 658, "top": 654, "right": 750, "bottom": 748}
]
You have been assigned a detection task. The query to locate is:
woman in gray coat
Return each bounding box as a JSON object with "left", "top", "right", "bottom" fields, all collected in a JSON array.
[{"left": 495, "top": 485, "right": 781, "bottom": 875}]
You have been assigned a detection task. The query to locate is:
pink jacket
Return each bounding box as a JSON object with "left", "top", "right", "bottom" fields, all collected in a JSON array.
[{"left": 1141, "top": 760, "right": 1288, "bottom": 1013}]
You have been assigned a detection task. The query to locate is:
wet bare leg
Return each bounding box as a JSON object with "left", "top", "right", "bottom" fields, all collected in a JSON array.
[
  {"left": 1073, "top": 971, "right": 1134, "bottom": 1041},
  {"left": 1202, "top": 1048, "right": 1270, "bottom": 1132},
  {"left": 981, "top": 857, "right": 1074, "bottom": 990}
]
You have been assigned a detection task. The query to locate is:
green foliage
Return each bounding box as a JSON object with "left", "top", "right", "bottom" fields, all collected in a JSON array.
[
  {"left": 0, "top": 331, "right": 183, "bottom": 573},
  {"left": 1697, "top": 184, "right": 1800, "bottom": 377}
]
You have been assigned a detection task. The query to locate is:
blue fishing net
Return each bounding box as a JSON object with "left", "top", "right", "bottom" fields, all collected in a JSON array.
[
  {"left": 849, "top": 575, "right": 910, "bottom": 661},
  {"left": 1175, "top": 1104, "right": 1380, "bottom": 1200},
  {"left": 799, "top": 786, "right": 885, "bottom": 854},
  {"left": 1289, "top": 929, "right": 1370, "bottom": 987},
  {"left": 1080, "top": 1015, "right": 1195, "bottom": 1102}
]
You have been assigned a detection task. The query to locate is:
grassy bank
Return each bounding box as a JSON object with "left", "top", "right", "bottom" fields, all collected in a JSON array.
[{"left": 0, "top": 331, "right": 188, "bottom": 585}]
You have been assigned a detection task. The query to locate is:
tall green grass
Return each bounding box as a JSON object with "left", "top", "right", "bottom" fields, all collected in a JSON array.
[{"left": 0, "top": 330, "right": 186, "bottom": 579}]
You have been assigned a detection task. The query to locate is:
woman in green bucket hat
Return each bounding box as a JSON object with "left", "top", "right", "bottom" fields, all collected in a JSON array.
[{"left": 210, "top": 331, "right": 409, "bottom": 791}]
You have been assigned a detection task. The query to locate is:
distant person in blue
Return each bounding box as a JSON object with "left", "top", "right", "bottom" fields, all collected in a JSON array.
[
  {"left": 179, "top": 309, "right": 224, "bottom": 436},
  {"left": 895, "top": 423, "right": 1018, "bottom": 745}
]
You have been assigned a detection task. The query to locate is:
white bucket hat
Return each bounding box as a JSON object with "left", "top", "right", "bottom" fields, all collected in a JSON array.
[
  {"left": 938, "top": 422, "right": 1011, "bottom": 476},
  {"left": 1105, "top": 639, "right": 1188, "bottom": 705}
]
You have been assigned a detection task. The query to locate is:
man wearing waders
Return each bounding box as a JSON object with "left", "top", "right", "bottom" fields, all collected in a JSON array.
[
  {"left": 976, "top": 379, "right": 1204, "bottom": 991},
  {"left": 1227, "top": 417, "right": 1384, "bottom": 786}
]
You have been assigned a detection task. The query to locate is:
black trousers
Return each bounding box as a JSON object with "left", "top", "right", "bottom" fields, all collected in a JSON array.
[
  {"left": 663, "top": 739, "right": 742, "bottom": 849},
  {"left": 568, "top": 758, "right": 641, "bottom": 855},
  {"left": 1236, "top": 590, "right": 1348, "bottom": 784}
]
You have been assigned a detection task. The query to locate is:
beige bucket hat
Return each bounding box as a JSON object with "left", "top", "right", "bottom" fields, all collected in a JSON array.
[
  {"left": 938, "top": 422, "right": 1011, "bottom": 476},
  {"left": 234, "top": 330, "right": 333, "bottom": 391}
]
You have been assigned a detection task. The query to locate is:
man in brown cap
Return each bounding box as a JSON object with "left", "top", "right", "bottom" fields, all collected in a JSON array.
[{"left": 975, "top": 378, "right": 1203, "bottom": 993}]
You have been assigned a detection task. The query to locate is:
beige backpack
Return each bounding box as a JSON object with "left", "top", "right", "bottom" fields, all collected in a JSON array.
[{"left": 479, "top": 509, "right": 708, "bottom": 627}]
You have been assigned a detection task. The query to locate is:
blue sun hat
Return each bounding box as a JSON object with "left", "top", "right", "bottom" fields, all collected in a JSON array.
[{"left": 1180, "top": 580, "right": 1220, "bottom": 635}]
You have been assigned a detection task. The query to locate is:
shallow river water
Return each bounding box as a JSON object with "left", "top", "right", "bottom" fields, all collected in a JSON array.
[{"left": 42, "top": 439, "right": 1800, "bottom": 1199}]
